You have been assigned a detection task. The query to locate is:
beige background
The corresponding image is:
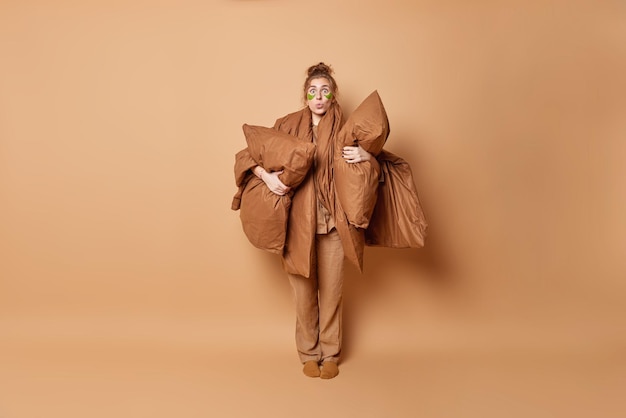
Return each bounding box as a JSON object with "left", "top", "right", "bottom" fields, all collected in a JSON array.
[{"left": 1, "top": 0, "right": 625, "bottom": 417}]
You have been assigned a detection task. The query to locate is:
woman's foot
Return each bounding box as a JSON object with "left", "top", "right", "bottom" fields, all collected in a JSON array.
[
  {"left": 302, "top": 361, "right": 321, "bottom": 377},
  {"left": 320, "top": 361, "right": 339, "bottom": 379}
]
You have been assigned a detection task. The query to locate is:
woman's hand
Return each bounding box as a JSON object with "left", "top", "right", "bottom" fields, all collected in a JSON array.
[
  {"left": 342, "top": 144, "right": 372, "bottom": 163},
  {"left": 253, "top": 166, "right": 291, "bottom": 196}
]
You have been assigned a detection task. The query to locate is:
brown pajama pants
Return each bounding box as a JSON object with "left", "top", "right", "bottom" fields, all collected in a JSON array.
[{"left": 287, "top": 229, "right": 345, "bottom": 364}]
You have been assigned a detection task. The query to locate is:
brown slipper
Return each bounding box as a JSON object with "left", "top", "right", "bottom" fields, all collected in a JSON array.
[
  {"left": 302, "top": 361, "right": 321, "bottom": 378},
  {"left": 320, "top": 361, "right": 339, "bottom": 379}
]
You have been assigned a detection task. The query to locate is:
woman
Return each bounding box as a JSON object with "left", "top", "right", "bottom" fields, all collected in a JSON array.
[{"left": 250, "top": 63, "right": 374, "bottom": 379}]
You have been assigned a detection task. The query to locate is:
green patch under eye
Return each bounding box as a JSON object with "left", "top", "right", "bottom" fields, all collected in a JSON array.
[
  {"left": 307, "top": 93, "right": 315, "bottom": 100},
  {"left": 324, "top": 92, "right": 333, "bottom": 100}
]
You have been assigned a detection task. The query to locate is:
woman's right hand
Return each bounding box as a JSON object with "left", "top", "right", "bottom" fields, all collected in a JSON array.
[{"left": 253, "top": 166, "right": 291, "bottom": 196}]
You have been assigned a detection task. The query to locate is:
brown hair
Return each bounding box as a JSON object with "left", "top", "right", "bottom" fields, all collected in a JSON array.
[{"left": 303, "top": 62, "right": 338, "bottom": 104}]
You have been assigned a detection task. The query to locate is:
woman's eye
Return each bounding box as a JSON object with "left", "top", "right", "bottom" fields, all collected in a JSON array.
[{"left": 322, "top": 89, "right": 329, "bottom": 95}]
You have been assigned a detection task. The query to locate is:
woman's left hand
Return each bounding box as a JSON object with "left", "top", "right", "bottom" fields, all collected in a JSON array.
[{"left": 342, "top": 145, "right": 372, "bottom": 163}]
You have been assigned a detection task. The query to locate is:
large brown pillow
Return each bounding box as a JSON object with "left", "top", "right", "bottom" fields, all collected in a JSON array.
[
  {"left": 238, "top": 124, "right": 316, "bottom": 253},
  {"left": 243, "top": 124, "right": 315, "bottom": 188},
  {"left": 339, "top": 90, "right": 389, "bottom": 154},
  {"left": 334, "top": 91, "right": 390, "bottom": 228}
]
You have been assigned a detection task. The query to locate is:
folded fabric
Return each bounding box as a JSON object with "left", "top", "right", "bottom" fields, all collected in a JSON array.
[
  {"left": 365, "top": 150, "right": 427, "bottom": 248},
  {"left": 234, "top": 124, "right": 316, "bottom": 253},
  {"left": 334, "top": 90, "right": 390, "bottom": 228},
  {"left": 233, "top": 148, "right": 258, "bottom": 192}
]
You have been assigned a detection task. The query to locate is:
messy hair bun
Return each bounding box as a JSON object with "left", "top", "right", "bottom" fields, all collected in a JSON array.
[
  {"left": 303, "top": 62, "right": 338, "bottom": 104},
  {"left": 307, "top": 62, "right": 333, "bottom": 78}
]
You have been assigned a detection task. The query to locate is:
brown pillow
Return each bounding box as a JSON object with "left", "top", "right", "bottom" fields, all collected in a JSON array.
[
  {"left": 334, "top": 91, "right": 390, "bottom": 228},
  {"left": 238, "top": 124, "right": 316, "bottom": 253},
  {"left": 243, "top": 124, "right": 316, "bottom": 188},
  {"left": 239, "top": 176, "right": 291, "bottom": 254},
  {"left": 339, "top": 90, "right": 389, "bottom": 155}
]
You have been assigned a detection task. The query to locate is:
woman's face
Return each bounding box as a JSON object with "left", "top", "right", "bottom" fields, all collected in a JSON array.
[{"left": 306, "top": 77, "right": 333, "bottom": 120}]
